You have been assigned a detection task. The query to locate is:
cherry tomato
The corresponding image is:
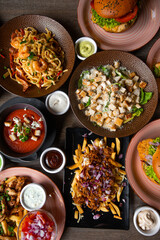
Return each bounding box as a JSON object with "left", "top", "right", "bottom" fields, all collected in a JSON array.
[
  {"left": 115, "top": 5, "right": 138, "bottom": 23},
  {"left": 90, "top": 0, "right": 94, "bottom": 9}
]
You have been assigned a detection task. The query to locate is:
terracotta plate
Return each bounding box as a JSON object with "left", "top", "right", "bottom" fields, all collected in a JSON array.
[
  {"left": 146, "top": 38, "right": 160, "bottom": 97},
  {"left": 77, "top": 0, "right": 160, "bottom": 51},
  {"left": 146, "top": 38, "right": 160, "bottom": 69},
  {"left": 0, "top": 167, "right": 66, "bottom": 239},
  {"left": 125, "top": 120, "right": 160, "bottom": 210},
  {"left": 69, "top": 50, "right": 158, "bottom": 138},
  {"left": 0, "top": 15, "right": 75, "bottom": 98}
]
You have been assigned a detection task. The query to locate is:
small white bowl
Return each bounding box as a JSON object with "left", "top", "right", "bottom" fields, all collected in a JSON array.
[
  {"left": 0, "top": 153, "right": 4, "bottom": 171},
  {"left": 20, "top": 183, "right": 46, "bottom": 211},
  {"left": 40, "top": 147, "right": 66, "bottom": 174},
  {"left": 75, "top": 37, "right": 97, "bottom": 60},
  {"left": 133, "top": 206, "right": 160, "bottom": 236},
  {"left": 45, "top": 90, "right": 70, "bottom": 115}
]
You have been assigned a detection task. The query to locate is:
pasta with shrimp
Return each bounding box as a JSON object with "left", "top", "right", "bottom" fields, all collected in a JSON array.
[{"left": 9, "top": 27, "right": 67, "bottom": 92}]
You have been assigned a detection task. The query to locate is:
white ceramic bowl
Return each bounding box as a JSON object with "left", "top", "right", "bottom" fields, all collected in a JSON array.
[
  {"left": 45, "top": 90, "right": 70, "bottom": 115},
  {"left": 75, "top": 37, "right": 97, "bottom": 60},
  {"left": 133, "top": 206, "right": 160, "bottom": 236},
  {"left": 20, "top": 183, "right": 46, "bottom": 211},
  {"left": 40, "top": 147, "right": 66, "bottom": 174},
  {"left": 0, "top": 153, "right": 4, "bottom": 171}
]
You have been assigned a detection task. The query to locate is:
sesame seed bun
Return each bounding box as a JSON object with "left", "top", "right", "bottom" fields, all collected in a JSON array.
[{"left": 94, "top": 0, "right": 138, "bottom": 19}]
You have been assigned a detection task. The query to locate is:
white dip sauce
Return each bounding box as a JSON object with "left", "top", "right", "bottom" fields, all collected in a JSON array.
[
  {"left": 137, "top": 210, "right": 156, "bottom": 230},
  {"left": 23, "top": 185, "right": 45, "bottom": 209},
  {"left": 48, "top": 92, "right": 68, "bottom": 114}
]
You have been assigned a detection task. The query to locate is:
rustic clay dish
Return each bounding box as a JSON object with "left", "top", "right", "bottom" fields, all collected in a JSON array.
[
  {"left": 146, "top": 38, "right": 160, "bottom": 98},
  {"left": 0, "top": 15, "right": 75, "bottom": 98},
  {"left": 0, "top": 103, "right": 47, "bottom": 158},
  {"left": 0, "top": 167, "right": 66, "bottom": 240},
  {"left": 77, "top": 0, "right": 160, "bottom": 51},
  {"left": 125, "top": 119, "right": 160, "bottom": 209},
  {"left": 69, "top": 50, "right": 158, "bottom": 138}
]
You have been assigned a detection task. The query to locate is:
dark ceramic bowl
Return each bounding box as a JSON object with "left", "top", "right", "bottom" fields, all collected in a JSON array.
[
  {"left": 0, "top": 15, "right": 75, "bottom": 98},
  {"left": 0, "top": 103, "right": 47, "bottom": 159},
  {"left": 69, "top": 50, "right": 158, "bottom": 138}
]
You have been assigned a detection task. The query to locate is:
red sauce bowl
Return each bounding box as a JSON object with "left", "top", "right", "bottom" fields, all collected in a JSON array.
[
  {"left": 40, "top": 147, "right": 66, "bottom": 174},
  {"left": 17, "top": 209, "right": 57, "bottom": 240},
  {"left": 0, "top": 103, "right": 47, "bottom": 159}
]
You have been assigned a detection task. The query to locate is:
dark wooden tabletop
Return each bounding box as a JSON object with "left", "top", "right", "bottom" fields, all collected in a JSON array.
[{"left": 0, "top": 0, "right": 160, "bottom": 239}]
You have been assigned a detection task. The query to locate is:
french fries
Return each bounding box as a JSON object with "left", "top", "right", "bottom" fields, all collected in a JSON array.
[
  {"left": 0, "top": 176, "right": 28, "bottom": 239},
  {"left": 69, "top": 137, "right": 126, "bottom": 222}
]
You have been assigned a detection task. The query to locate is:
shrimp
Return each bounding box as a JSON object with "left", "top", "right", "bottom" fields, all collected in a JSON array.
[
  {"left": 18, "top": 46, "right": 30, "bottom": 59},
  {"left": 15, "top": 66, "right": 29, "bottom": 92},
  {"left": 32, "top": 58, "right": 48, "bottom": 73},
  {"left": 11, "top": 37, "right": 22, "bottom": 49}
]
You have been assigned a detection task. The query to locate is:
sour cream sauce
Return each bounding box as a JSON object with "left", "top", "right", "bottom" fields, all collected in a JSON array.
[
  {"left": 22, "top": 184, "right": 46, "bottom": 210},
  {"left": 48, "top": 91, "right": 69, "bottom": 115},
  {"left": 137, "top": 210, "right": 156, "bottom": 231}
]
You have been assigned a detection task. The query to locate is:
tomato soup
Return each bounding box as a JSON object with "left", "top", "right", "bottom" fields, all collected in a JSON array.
[{"left": 3, "top": 108, "right": 45, "bottom": 153}]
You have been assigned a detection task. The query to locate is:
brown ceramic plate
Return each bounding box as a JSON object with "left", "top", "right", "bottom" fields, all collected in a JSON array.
[
  {"left": 69, "top": 50, "right": 158, "bottom": 138},
  {"left": 0, "top": 167, "right": 66, "bottom": 239},
  {"left": 0, "top": 15, "right": 75, "bottom": 98}
]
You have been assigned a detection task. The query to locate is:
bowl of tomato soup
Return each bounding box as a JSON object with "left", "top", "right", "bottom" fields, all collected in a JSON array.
[
  {"left": 0, "top": 103, "right": 47, "bottom": 158},
  {"left": 17, "top": 209, "right": 57, "bottom": 240}
]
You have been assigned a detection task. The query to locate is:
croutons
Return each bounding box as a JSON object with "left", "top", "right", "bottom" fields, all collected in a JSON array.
[
  {"left": 114, "top": 60, "right": 120, "bottom": 69},
  {"left": 114, "top": 118, "right": 123, "bottom": 127},
  {"left": 129, "top": 72, "right": 136, "bottom": 78},
  {"left": 34, "top": 130, "right": 41, "bottom": 136},
  {"left": 9, "top": 134, "right": 17, "bottom": 141},
  {"left": 75, "top": 62, "right": 149, "bottom": 132},
  {"left": 139, "top": 81, "right": 147, "bottom": 89},
  {"left": 24, "top": 117, "right": 30, "bottom": 124},
  {"left": 31, "top": 135, "right": 38, "bottom": 141},
  {"left": 78, "top": 103, "right": 85, "bottom": 110},
  {"left": 4, "top": 121, "right": 12, "bottom": 127}
]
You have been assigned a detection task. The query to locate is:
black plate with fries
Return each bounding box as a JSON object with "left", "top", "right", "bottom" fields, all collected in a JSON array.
[{"left": 63, "top": 128, "right": 130, "bottom": 229}]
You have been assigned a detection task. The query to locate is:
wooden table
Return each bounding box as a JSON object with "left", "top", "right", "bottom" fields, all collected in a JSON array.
[{"left": 0, "top": 0, "right": 160, "bottom": 239}]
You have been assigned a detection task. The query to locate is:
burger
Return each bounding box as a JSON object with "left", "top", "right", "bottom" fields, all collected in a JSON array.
[
  {"left": 137, "top": 138, "right": 160, "bottom": 185},
  {"left": 91, "top": 0, "right": 138, "bottom": 33}
]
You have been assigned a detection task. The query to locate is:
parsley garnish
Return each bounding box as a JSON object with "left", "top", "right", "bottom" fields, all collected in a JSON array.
[
  {"left": 20, "top": 40, "right": 27, "bottom": 44},
  {"left": 19, "top": 135, "right": 29, "bottom": 142},
  {"left": 85, "top": 97, "right": 91, "bottom": 107},
  {"left": 28, "top": 52, "right": 35, "bottom": 60}
]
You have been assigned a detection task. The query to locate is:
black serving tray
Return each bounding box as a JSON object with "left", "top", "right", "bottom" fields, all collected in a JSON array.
[{"left": 64, "top": 128, "right": 129, "bottom": 229}]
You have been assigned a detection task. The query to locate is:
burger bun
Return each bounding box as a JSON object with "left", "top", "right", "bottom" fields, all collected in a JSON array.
[{"left": 94, "top": 0, "right": 138, "bottom": 19}]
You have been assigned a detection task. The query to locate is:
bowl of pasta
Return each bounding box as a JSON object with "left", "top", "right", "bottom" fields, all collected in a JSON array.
[{"left": 0, "top": 15, "right": 75, "bottom": 97}]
